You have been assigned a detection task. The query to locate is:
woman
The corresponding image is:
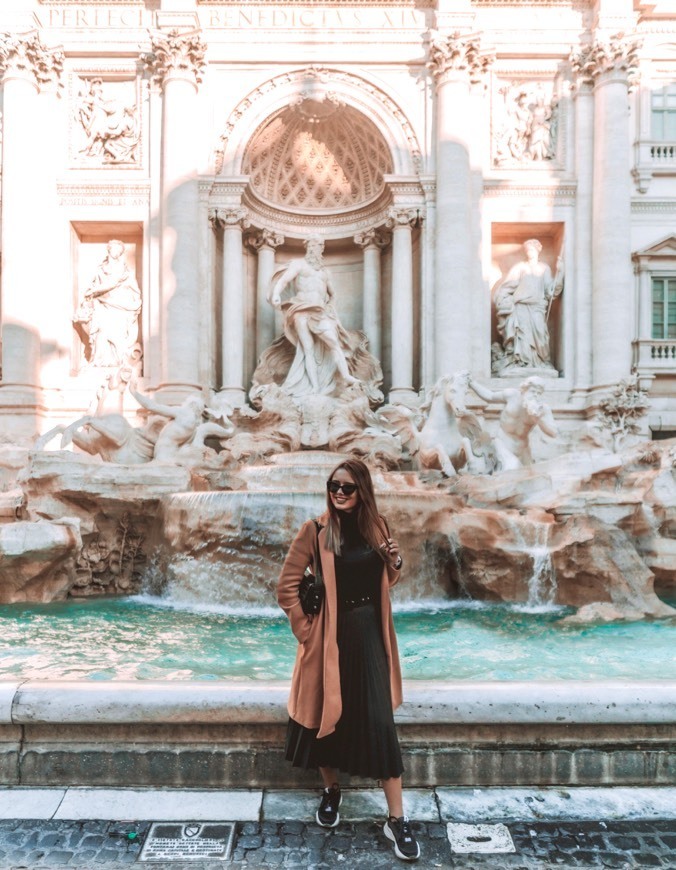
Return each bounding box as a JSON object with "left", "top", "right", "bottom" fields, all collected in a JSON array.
[{"left": 277, "top": 458, "right": 420, "bottom": 862}]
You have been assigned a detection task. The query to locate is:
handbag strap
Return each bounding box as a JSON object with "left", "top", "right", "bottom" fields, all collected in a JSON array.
[{"left": 312, "top": 520, "right": 324, "bottom": 588}]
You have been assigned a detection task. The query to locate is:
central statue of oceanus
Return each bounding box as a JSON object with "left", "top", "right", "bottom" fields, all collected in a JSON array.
[{"left": 251, "top": 235, "right": 383, "bottom": 405}]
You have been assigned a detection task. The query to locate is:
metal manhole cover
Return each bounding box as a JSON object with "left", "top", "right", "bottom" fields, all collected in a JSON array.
[
  {"left": 447, "top": 822, "right": 516, "bottom": 854},
  {"left": 139, "top": 822, "right": 235, "bottom": 862}
]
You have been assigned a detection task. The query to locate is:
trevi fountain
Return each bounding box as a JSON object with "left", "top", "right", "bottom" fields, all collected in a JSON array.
[{"left": 0, "top": 0, "right": 673, "bottom": 788}]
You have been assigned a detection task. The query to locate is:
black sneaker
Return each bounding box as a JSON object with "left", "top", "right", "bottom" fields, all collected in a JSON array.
[
  {"left": 316, "top": 783, "right": 342, "bottom": 828},
  {"left": 384, "top": 815, "right": 420, "bottom": 862}
]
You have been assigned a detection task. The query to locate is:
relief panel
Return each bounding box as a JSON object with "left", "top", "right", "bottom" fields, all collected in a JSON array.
[
  {"left": 69, "top": 71, "right": 143, "bottom": 169},
  {"left": 491, "top": 77, "right": 563, "bottom": 169}
]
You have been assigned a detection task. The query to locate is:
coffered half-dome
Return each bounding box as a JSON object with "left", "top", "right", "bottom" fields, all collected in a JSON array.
[{"left": 242, "top": 98, "right": 394, "bottom": 211}]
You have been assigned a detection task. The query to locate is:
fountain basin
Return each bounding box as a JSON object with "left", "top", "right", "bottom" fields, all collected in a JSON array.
[
  {"left": 2, "top": 598, "right": 676, "bottom": 682},
  {"left": 0, "top": 679, "right": 673, "bottom": 789},
  {"left": 0, "top": 598, "right": 674, "bottom": 789}
]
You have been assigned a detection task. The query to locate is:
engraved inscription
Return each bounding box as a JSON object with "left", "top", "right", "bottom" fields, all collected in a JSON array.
[{"left": 139, "top": 823, "right": 234, "bottom": 863}]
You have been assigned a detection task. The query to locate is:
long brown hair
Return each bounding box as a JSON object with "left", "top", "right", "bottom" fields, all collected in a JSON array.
[{"left": 324, "top": 458, "right": 388, "bottom": 556}]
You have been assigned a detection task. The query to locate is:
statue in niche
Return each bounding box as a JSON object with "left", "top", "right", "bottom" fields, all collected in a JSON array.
[
  {"left": 268, "top": 235, "right": 360, "bottom": 396},
  {"left": 494, "top": 84, "right": 558, "bottom": 166},
  {"left": 252, "top": 234, "right": 383, "bottom": 409},
  {"left": 467, "top": 375, "right": 558, "bottom": 471},
  {"left": 492, "top": 239, "right": 563, "bottom": 374},
  {"left": 73, "top": 240, "right": 142, "bottom": 369},
  {"left": 75, "top": 77, "right": 140, "bottom": 164}
]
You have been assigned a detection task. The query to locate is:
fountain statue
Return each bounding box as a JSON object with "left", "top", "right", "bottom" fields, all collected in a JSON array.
[
  {"left": 0, "top": 216, "right": 673, "bottom": 625},
  {"left": 467, "top": 374, "right": 558, "bottom": 471},
  {"left": 492, "top": 238, "right": 563, "bottom": 375},
  {"left": 267, "top": 234, "right": 361, "bottom": 396},
  {"left": 72, "top": 240, "right": 143, "bottom": 370},
  {"left": 250, "top": 235, "right": 387, "bottom": 455},
  {"left": 129, "top": 384, "right": 234, "bottom": 465}
]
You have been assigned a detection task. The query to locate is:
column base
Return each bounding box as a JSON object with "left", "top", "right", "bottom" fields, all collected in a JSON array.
[
  {"left": 214, "top": 387, "right": 247, "bottom": 411},
  {"left": 154, "top": 383, "right": 205, "bottom": 406},
  {"left": 0, "top": 385, "right": 44, "bottom": 442},
  {"left": 388, "top": 387, "right": 419, "bottom": 408}
]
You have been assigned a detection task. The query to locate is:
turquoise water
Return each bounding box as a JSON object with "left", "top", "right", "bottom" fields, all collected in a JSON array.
[{"left": 0, "top": 596, "right": 675, "bottom": 682}]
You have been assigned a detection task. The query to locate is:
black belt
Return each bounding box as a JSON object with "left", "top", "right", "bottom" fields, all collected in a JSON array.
[{"left": 340, "top": 595, "right": 376, "bottom": 611}]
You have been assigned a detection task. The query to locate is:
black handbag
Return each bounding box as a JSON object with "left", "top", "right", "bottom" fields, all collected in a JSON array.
[{"left": 298, "top": 520, "right": 324, "bottom": 616}]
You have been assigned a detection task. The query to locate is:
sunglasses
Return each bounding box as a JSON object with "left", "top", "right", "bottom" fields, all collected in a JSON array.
[{"left": 327, "top": 481, "right": 358, "bottom": 496}]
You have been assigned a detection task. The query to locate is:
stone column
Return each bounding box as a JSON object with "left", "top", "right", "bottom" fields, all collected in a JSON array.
[
  {"left": 428, "top": 31, "right": 492, "bottom": 379},
  {"left": 570, "top": 74, "right": 595, "bottom": 393},
  {"left": 247, "top": 229, "right": 284, "bottom": 363},
  {"left": 636, "top": 261, "right": 652, "bottom": 341},
  {"left": 354, "top": 228, "right": 388, "bottom": 361},
  {"left": 143, "top": 30, "right": 206, "bottom": 400},
  {"left": 210, "top": 208, "right": 250, "bottom": 406},
  {"left": 386, "top": 208, "right": 418, "bottom": 403},
  {"left": 0, "top": 33, "right": 63, "bottom": 428},
  {"left": 572, "top": 35, "right": 638, "bottom": 387}
]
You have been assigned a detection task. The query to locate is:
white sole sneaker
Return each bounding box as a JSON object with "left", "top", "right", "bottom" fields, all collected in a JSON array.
[
  {"left": 384, "top": 819, "right": 421, "bottom": 861},
  {"left": 315, "top": 792, "right": 342, "bottom": 828}
]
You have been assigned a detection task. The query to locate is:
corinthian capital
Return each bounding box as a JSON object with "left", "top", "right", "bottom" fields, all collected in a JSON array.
[
  {"left": 386, "top": 207, "right": 420, "bottom": 230},
  {"left": 0, "top": 31, "right": 64, "bottom": 89},
  {"left": 142, "top": 29, "right": 207, "bottom": 90},
  {"left": 354, "top": 228, "right": 389, "bottom": 251},
  {"left": 570, "top": 33, "right": 640, "bottom": 89},
  {"left": 427, "top": 31, "right": 493, "bottom": 86},
  {"left": 246, "top": 228, "right": 284, "bottom": 252},
  {"left": 209, "top": 207, "right": 250, "bottom": 231}
]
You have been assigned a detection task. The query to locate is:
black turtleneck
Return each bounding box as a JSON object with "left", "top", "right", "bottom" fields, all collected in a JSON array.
[{"left": 334, "top": 510, "right": 384, "bottom": 607}]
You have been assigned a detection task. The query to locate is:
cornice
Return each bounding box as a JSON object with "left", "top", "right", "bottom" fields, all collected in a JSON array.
[
  {"left": 39, "top": 1, "right": 143, "bottom": 4},
  {"left": 197, "top": 0, "right": 434, "bottom": 4},
  {"left": 212, "top": 184, "right": 402, "bottom": 239},
  {"left": 472, "top": 1, "right": 591, "bottom": 5},
  {"left": 632, "top": 200, "right": 676, "bottom": 214},
  {"left": 57, "top": 181, "right": 150, "bottom": 206},
  {"left": 483, "top": 181, "right": 577, "bottom": 198}
]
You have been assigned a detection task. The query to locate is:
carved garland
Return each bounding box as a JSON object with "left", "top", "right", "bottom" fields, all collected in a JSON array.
[{"left": 214, "top": 66, "right": 422, "bottom": 174}]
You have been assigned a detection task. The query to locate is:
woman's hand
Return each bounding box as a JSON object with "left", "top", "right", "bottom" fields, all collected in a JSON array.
[{"left": 380, "top": 537, "right": 401, "bottom": 568}]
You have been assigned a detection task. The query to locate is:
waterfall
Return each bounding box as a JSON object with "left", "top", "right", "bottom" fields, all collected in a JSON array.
[{"left": 524, "top": 523, "right": 556, "bottom": 608}]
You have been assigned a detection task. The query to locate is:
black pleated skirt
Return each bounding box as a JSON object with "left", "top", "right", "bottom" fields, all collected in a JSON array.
[{"left": 285, "top": 603, "right": 404, "bottom": 780}]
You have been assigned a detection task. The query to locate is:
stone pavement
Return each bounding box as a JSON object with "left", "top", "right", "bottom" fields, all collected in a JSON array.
[{"left": 0, "top": 787, "right": 673, "bottom": 868}]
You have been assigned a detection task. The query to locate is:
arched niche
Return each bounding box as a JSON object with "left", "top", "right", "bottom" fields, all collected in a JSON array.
[
  {"left": 209, "top": 69, "right": 425, "bottom": 400},
  {"left": 215, "top": 66, "right": 422, "bottom": 182}
]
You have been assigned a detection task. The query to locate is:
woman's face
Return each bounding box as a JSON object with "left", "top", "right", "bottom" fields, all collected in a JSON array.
[{"left": 328, "top": 468, "right": 360, "bottom": 513}]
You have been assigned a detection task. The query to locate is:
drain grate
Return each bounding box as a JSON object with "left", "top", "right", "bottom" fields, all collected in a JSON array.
[
  {"left": 138, "top": 821, "right": 235, "bottom": 863},
  {"left": 447, "top": 823, "right": 516, "bottom": 854}
]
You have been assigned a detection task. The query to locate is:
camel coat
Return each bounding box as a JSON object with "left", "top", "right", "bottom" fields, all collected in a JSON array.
[{"left": 277, "top": 511, "right": 403, "bottom": 739}]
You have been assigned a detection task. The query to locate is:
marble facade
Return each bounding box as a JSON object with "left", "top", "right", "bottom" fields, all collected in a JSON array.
[{"left": 0, "top": 0, "right": 675, "bottom": 441}]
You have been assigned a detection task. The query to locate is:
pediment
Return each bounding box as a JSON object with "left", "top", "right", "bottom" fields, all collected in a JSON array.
[{"left": 633, "top": 234, "right": 676, "bottom": 259}]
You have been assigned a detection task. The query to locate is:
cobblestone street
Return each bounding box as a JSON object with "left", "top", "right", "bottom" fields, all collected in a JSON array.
[{"left": 0, "top": 817, "right": 674, "bottom": 868}]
